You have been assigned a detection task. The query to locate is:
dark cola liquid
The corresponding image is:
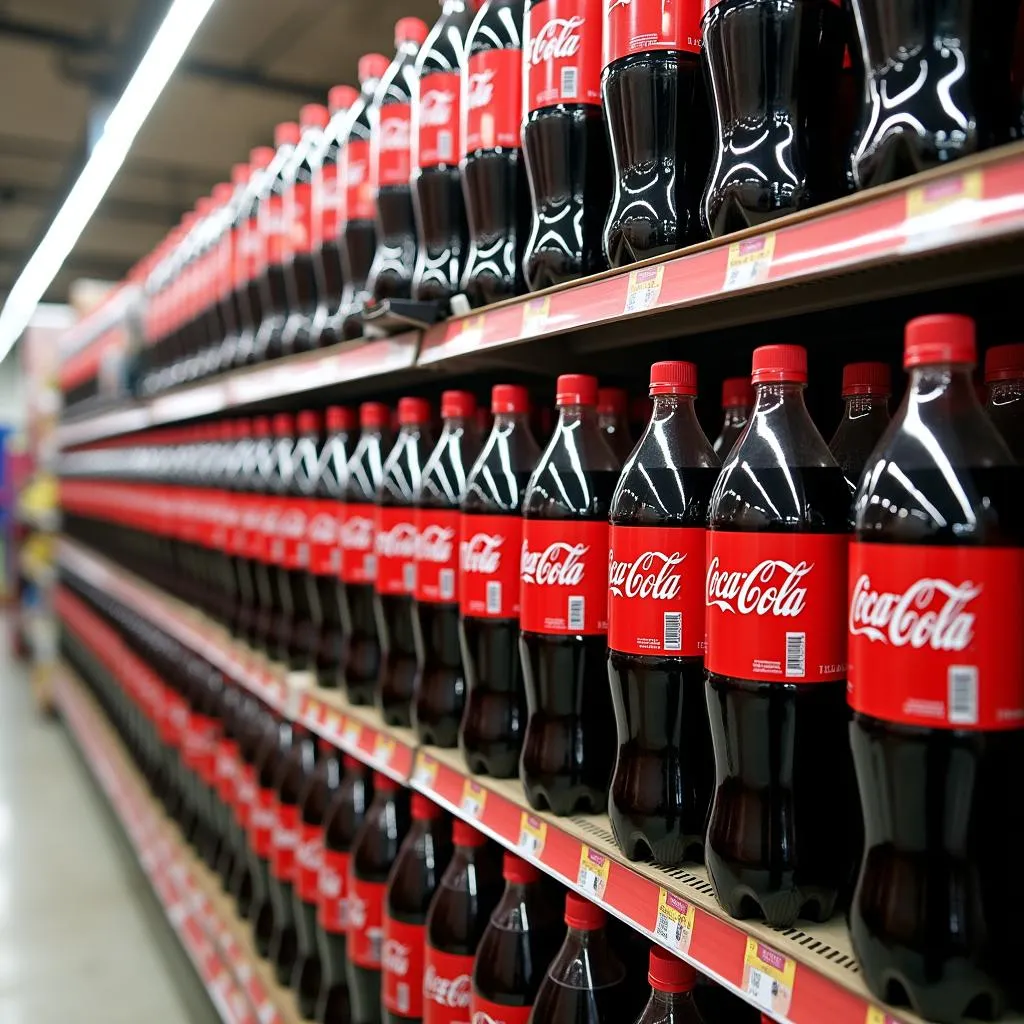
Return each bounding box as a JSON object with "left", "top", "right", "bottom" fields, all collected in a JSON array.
[
  {"left": 311, "top": 239, "right": 345, "bottom": 344},
  {"left": 341, "top": 219, "right": 378, "bottom": 338},
  {"left": 371, "top": 185, "right": 417, "bottom": 301},
  {"left": 988, "top": 387, "right": 1024, "bottom": 461},
  {"left": 315, "top": 573, "right": 343, "bottom": 689},
  {"left": 256, "top": 260, "right": 290, "bottom": 362},
  {"left": 414, "top": 597, "right": 464, "bottom": 746},
  {"left": 609, "top": 467, "right": 719, "bottom": 866},
  {"left": 829, "top": 397, "right": 891, "bottom": 488},
  {"left": 379, "top": 590, "right": 418, "bottom": 727},
  {"left": 706, "top": 465, "right": 857, "bottom": 928},
  {"left": 282, "top": 565, "right": 319, "bottom": 672},
  {"left": 343, "top": 579, "right": 382, "bottom": 704},
  {"left": 530, "top": 977, "right": 626, "bottom": 1024},
  {"left": 283, "top": 250, "right": 319, "bottom": 353},
  {"left": 269, "top": 727, "right": 305, "bottom": 985},
  {"left": 414, "top": 165, "right": 468, "bottom": 301}
]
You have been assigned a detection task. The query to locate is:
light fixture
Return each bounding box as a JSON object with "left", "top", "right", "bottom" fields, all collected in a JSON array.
[{"left": 0, "top": 0, "right": 218, "bottom": 362}]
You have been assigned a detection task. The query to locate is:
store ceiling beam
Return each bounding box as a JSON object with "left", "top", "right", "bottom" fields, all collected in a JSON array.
[{"left": 0, "top": 180, "right": 183, "bottom": 226}]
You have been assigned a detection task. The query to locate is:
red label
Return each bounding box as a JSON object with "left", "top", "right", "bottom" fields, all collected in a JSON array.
[
  {"left": 263, "top": 193, "right": 288, "bottom": 266},
  {"left": 848, "top": 543, "right": 1024, "bottom": 731},
  {"left": 341, "top": 501, "right": 377, "bottom": 584},
  {"left": 525, "top": 0, "right": 603, "bottom": 110},
  {"left": 318, "top": 849, "right": 350, "bottom": 933},
  {"left": 183, "top": 713, "right": 218, "bottom": 784},
  {"left": 415, "top": 508, "right": 461, "bottom": 603},
  {"left": 608, "top": 525, "right": 706, "bottom": 657},
  {"left": 470, "top": 997, "right": 533, "bottom": 1024},
  {"left": 307, "top": 497, "right": 343, "bottom": 576},
  {"left": 348, "top": 876, "right": 386, "bottom": 967},
  {"left": 460, "top": 513, "right": 523, "bottom": 619},
  {"left": 520, "top": 518, "right": 609, "bottom": 634},
  {"left": 289, "top": 180, "right": 314, "bottom": 256},
  {"left": 463, "top": 49, "right": 523, "bottom": 155},
  {"left": 296, "top": 822, "right": 323, "bottom": 904},
  {"left": 272, "top": 802, "right": 300, "bottom": 882},
  {"left": 235, "top": 763, "right": 257, "bottom": 831},
  {"left": 417, "top": 72, "right": 461, "bottom": 168},
  {"left": 605, "top": 0, "right": 702, "bottom": 66},
  {"left": 375, "top": 102, "right": 413, "bottom": 188},
  {"left": 383, "top": 917, "right": 426, "bottom": 1018},
  {"left": 250, "top": 787, "right": 277, "bottom": 859},
  {"left": 705, "top": 532, "right": 848, "bottom": 683},
  {"left": 424, "top": 947, "right": 475, "bottom": 1024},
  {"left": 273, "top": 500, "right": 310, "bottom": 570},
  {"left": 345, "top": 138, "right": 375, "bottom": 221},
  {"left": 314, "top": 163, "right": 342, "bottom": 247},
  {"left": 215, "top": 737, "right": 239, "bottom": 806},
  {"left": 376, "top": 505, "right": 418, "bottom": 596}
]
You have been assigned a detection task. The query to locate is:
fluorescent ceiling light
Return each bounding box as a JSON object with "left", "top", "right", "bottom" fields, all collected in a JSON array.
[{"left": 0, "top": 0, "right": 218, "bottom": 362}]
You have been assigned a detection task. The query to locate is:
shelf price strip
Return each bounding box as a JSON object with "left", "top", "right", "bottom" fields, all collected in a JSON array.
[
  {"left": 623, "top": 265, "right": 665, "bottom": 314},
  {"left": 577, "top": 846, "right": 611, "bottom": 901},
  {"left": 460, "top": 779, "right": 487, "bottom": 818},
  {"left": 655, "top": 889, "right": 695, "bottom": 956}
]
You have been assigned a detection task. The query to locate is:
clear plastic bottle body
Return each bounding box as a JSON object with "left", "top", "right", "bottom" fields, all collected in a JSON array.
[
  {"left": 987, "top": 377, "right": 1024, "bottom": 461},
  {"left": 828, "top": 394, "right": 891, "bottom": 487}
]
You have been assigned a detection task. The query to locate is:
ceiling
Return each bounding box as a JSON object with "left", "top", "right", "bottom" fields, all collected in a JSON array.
[{"left": 0, "top": 0, "right": 437, "bottom": 311}]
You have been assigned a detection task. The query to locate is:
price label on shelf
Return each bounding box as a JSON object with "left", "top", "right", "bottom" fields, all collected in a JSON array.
[
  {"left": 904, "top": 170, "right": 983, "bottom": 251},
  {"left": 654, "top": 889, "right": 695, "bottom": 955},
  {"left": 460, "top": 779, "right": 487, "bottom": 818},
  {"left": 865, "top": 1009, "right": 900, "bottom": 1024},
  {"left": 623, "top": 266, "right": 665, "bottom": 315},
  {"left": 341, "top": 720, "right": 362, "bottom": 750},
  {"left": 724, "top": 234, "right": 776, "bottom": 291},
  {"left": 459, "top": 314, "right": 486, "bottom": 351},
  {"left": 321, "top": 706, "right": 344, "bottom": 740},
  {"left": 517, "top": 812, "right": 547, "bottom": 857},
  {"left": 577, "top": 846, "right": 610, "bottom": 901},
  {"left": 742, "top": 938, "right": 795, "bottom": 1017},
  {"left": 372, "top": 733, "right": 396, "bottom": 767},
  {"left": 411, "top": 753, "right": 439, "bottom": 789},
  {"left": 906, "top": 171, "right": 983, "bottom": 220},
  {"left": 521, "top": 297, "right": 550, "bottom": 337}
]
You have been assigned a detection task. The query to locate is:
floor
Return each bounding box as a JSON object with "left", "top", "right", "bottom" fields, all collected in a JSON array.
[{"left": 0, "top": 648, "right": 215, "bottom": 1023}]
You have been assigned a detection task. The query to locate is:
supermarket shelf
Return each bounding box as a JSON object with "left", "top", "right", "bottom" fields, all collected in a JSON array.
[{"left": 53, "top": 662, "right": 304, "bottom": 1024}]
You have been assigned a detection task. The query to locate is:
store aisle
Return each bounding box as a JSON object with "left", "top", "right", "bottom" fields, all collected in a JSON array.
[{"left": 0, "top": 652, "right": 212, "bottom": 1023}]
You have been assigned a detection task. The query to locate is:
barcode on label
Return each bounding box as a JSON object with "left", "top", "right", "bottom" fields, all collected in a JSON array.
[
  {"left": 785, "top": 632, "right": 806, "bottom": 678},
  {"left": 568, "top": 596, "right": 585, "bottom": 631},
  {"left": 486, "top": 581, "right": 502, "bottom": 614},
  {"left": 403, "top": 563, "right": 416, "bottom": 592},
  {"left": 439, "top": 568, "right": 455, "bottom": 601},
  {"left": 663, "top": 612, "right": 682, "bottom": 652},
  {"left": 948, "top": 666, "right": 978, "bottom": 725},
  {"left": 438, "top": 130, "right": 453, "bottom": 161},
  {"left": 560, "top": 67, "right": 578, "bottom": 98}
]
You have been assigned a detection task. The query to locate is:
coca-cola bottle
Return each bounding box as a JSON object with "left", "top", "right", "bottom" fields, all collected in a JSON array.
[
  {"left": 471, "top": 853, "right": 564, "bottom": 1022},
  {"left": 849, "top": 1, "right": 1022, "bottom": 189},
  {"left": 340, "top": 54, "right": 389, "bottom": 337},
  {"left": 828, "top": 362, "right": 891, "bottom": 486},
  {"left": 230, "top": 694, "right": 269, "bottom": 917},
  {"left": 530, "top": 893, "right": 628, "bottom": 1024},
  {"left": 848, "top": 314, "right": 1024, "bottom": 1023},
  {"left": 459, "top": 385, "right": 540, "bottom": 777},
  {"left": 340, "top": 402, "right": 393, "bottom": 704},
  {"left": 383, "top": 795, "right": 454, "bottom": 1024},
  {"left": 521, "top": 0, "right": 610, "bottom": 289},
  {"left": 602, "top": 0, "right": 710, "bottom": 265},
  {"left": 376, "top": 397, "right": 435, "bottom": 727},
  {"left": 633, "top": 948, "right": 706, "bottom": 1024},
  {"left": 700, "top": 1, "right": 847, "bottom": 236},
  {"left": 317, "top": 755, "right": 373, "bottom": 1024},
  {"left": 597, "top": 386, "right": 632, "bottom": 460},
  {"left": 232, "top": 147, "right": 275, "bottom": 368},
  {"left": 520, "top": 374, "right": 620, "bottom": 814},
  {"left": 705, "top": 344, "right": 857, "bottom": 928},
  {"left": 712, "top": 377, "right": 753, "bottom": 458},
  {"left": 250, "top": 711, "right": 289, "bottom": 956},
  {"left": 412, "top": 0, "right": 475, "bottom": 303},
  {"left": 985, "top": 342, "right": 1024, "bottom": 460},
  {"left": 348, "top": 774, "right": 411, "bottom": 1024},
  {"left": 424, "top": 821, "right": 503, "bottom": 1024},
  {"left": 414, "top": 390, "right": 480, "bottom": 746},
  {"left": 460, "top": 0, "right": 531, "bottom": 306},
  {"left": 607, "top": 362, "right": 719, "bottom": 864}
]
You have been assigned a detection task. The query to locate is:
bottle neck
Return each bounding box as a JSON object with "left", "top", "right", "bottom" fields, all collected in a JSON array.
[
  {"left": 721, "top": 403, "right": 750, "bottom": 427},
  {"left": 493, "top": 411, "right": 530, "bottom": 431},
  {"left": 646, "top": 989, "right": 696, "bottom": 1013},
  {"left": 841, "top": 393, "right": 890, "bottom": 418},
  {"left": 652, "top": 392, "right": 700, "bottom": 422},
  {"left": 557, "top": 402, "right": 597, "bottom": 428},
  {"left": 907, "top": 363, "right": 977, "bottom": 414},
  {"left": 988, "top": 378, "right": 1024, "bottom": 406}
]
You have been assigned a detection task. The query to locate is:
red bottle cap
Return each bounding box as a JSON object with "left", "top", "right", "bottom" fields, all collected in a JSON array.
[
  {"left": 212, "top": 182, "right": 232, "bottom": 204},
  {"left": 358, "top": 53, "right": 390, "bottom": 83},
  {"left": 502, "top": 852, "right": 538, "bottom": 883},
  {"left": 597, "top": 387, "right": 628, "bottom": 414},
  {"left": 297, "top": 410, "right": 322, "bottom": 435},
  {"left": 564, "top": 892, "right": 604, "bottom": 930},
  {"left": 648, "top": 947, "right": 697, "bottom": 993},
  {"left": 300, "top": 103, "right": 330, "bottom": 129},
  {"left": 252, "top": 416, "right": 271, "bottom": 437},
  {"left": 555, "top": 374, "right": 598, "bottom": 407},
  {"left": 374, "top": 772, "right": 399, "bottom": 792},
  {"left": 492, "top": 384, "right": 530, "bottom": 414},
  {"left": 411, "top": 793, "right": 441, "bottom": 820},
  {"left": 342, "top": 754, "right": 363, "bottom": 772},
  {"left": 232, "top": 162, "right": 250, "bottom": 186},
  {"left": 398, "top": 396, "right": 431, "bottom": 425},
  {"left": 984, "top": 343, "right": 1024, "bottom": 383},
  {"left": 904, "top": 314, "right": 976, "bottom": 369},
  {"left": 751, "top": 344, "right": 808, "bottom": 385},
  {"left": 721, "top": 376, "right": 754, "bottom": 408},
  {"left": 442, "top": 390, "right": 477, "bottom": 419},
  {"left": 360, "top": 402, "right": 390, "bottom": 428},
  {"left": 233, "top": 418, "right": 253, "bottom": 438},
  {"left": 272, "top": 413, "right": 295, "bottom": 437},
  {"left": 649, "top": 361, "right": 697, "bottom": 397},
  {"left": 841, "top": 361, "right": 891, "bottom": 397},
  {"left": 395, "top": 16, "right": 429, "bottom": 46},
  {"left": 326, "top": 406, "right": 357, "bottom": 432},
  {"left": 250, "top": 146, "right": 275, "bottom": 169},
  {"left": 328, "top": 84, "right": 359, "bottom": 114},
  {"left": 453, "top": 819, "right": 487, "bottom": 848},
  {"left": 218, "top": 420, "right": 234, "bottom": 440},
  {"left": 274, "top": 121, "right": 301, "bottom": 147}
]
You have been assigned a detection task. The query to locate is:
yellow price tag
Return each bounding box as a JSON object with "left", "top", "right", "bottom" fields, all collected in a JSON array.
[
  {"left": 907, "top": 171, "right": 983, "bottom": 220},
  {"left": 460, "top": 779, "right": 487, "bottom": 818},
  {"left": 322, "top": 707, "right": 343, "bottom": 738},
  {"left": 372, "top": 733, "right": 395, "bottom": 767},
  {"left": 866, "top": 1009, "right": 900, "bottom": 1024},
  {"left": 577, "top": 846, "right": 610, "bottom": 900},
  {"left": 623, "top": 265, "right": 665, "bottom": 315},
  {"left": 459, "top": 314, "right": 486, "bottom": 350},
  {"left": 724, "top": 233, "right": 776, "bottom": 291},
  {"left": 655, "top": 889, "right": 695, "bottom": 955},
  {"left": 412, "top": 753, "right": 439, "bottom": 789},
  {"left": 742, "top": 938, "right": 795, "bottom": 1017},
  {"left": 517, "top": 812, "right": 547, "bottom": 857},
  {"left": 521, "top": 297, "right": 550, "bottom": 337},
  {"left": 341, "top": 719, "right": 362, "bottom": 750}
]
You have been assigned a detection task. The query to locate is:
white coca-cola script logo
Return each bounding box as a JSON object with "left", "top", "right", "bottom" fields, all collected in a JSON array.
[
  {"left": 376, "top": 521, "right": 417, "bottom": 559},
  {"left": 424, "top": 966, "right": 471, "bottom": 1007},
  {"left": 308, "top": 511, "right": 339, "bottom": 545},
  {"left": 705, "top": 557, "right": 812, "bottom": 617},
  {"left": 849, "top": 575, "right": 980, "bottom": 650},
  {"left": 467, "top": 69, "right": 495, "bottom": 110},
  {"left": 380, "top": 113, "right": 411, "bottom": 150},
  {"left": 472, "top": 1014, "right": 500, "bottom": 1024},
  {"left": 521, "top": 541, "right": 588, "bottom": 586},
  {"left": 462, "top": 533, "right": 504, "bottom": 574},
  {"left": 348, "top": 893, "right": 367, "bottom": 929},
  {"left": 277, "top": 507, "right": 307, "bottom": 539},
  {"left": 528, "top": 16, "right": 584, "bottom": 65},
  {"left": 346, "top": 160, "right": 367, "bottom": 187},
  {"left": 420, "top": 88, "right": 456, "bottom": 127},
  {"left": 340, "top": 515, "right": 374, "bottom": 551},
  {"left": 319, "top": 866, "right": 341, "bottom": 899},
  {"left": 274, "top": 825, "right": 298, "bottom": 850},
  {"left": 609, "top": 550, "right": 683, "bottom": 600},
  {"left": 296, "top": 837, "right": 322, "bottom": 872},
  {"left": 417, "top": 524, "right": 456, "bottom": 564},
  {"left": 382, "top": 939, "right": 410, "bottom": 976}
]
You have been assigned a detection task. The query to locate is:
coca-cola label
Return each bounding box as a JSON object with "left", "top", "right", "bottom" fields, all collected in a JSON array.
[
  {"left": 375, "top": 102, "right": 413, "bottom": 189},
  {"left": 263, "top": 192, "right": 288, "bottom": 267},
  {"left": 415, "top": 508, "right": 461, "bottom": 604},
  {"left": 341, "top": 501, "right": 377, "bottom": 584},
  {"left": 345, "top": 138, "right": 375, "bottom": 222},
  {"left": 347, "top": 875, "right": 386, "bottom": 967},
  {"left": 249, "top": 787, "right": 277, "bottom": 859},
  {"left": 520, "top": 518, "right": 609, "bottom": 634},
  {"left": 469, "top": 997, "right": 533, "bottom": 1024},
  {"left": 288, "top": 179, "right": 314, "bottom": 255},
  {"left": 318, "top": 848, "right": 350, "bottom": 933},
  {"left": 275, "top": 501, "right": 310, "bottom": 570},
  {"left": 383, "top": 917, "right": 426, "bottom": 1018},
  {"left": 460, "top": 513, "right": 523, "bottom": 619},
  {"left": 215, "top": 737, "right": 239, "bottom": 806},
  {"left": 705, "top": 531, "right": 848, "bottom": 683},
  {"left": 305, "top": 497, "right": 343, "bottom": 577},
  {"left": 847, "top": 543, "right": 1024, "bottom": 730},
  {"left": 235, "top": 762, "right": 257, "bottom": 831},
  {"left": 605, "top": 0, "right": 702, "bottom": 67},
  {"left": 314, "top": 163, "right": 342, "bottom": 247},
  {"left": 271, "top": 801, "right": 300, "bottom": 883},
  {"left": 376, "top": 505, "right": 418, "bottom": 595},
  {"left": 296, "top": 821, "right": 323, "bottom": 904},
  {"left": 524, "top": 0, "right": 602, "bottom": 111},
  {"left": 417, "top": 71, "right": 461, "bottom": 168},
  {"left": 463, "top": 48, "right": 523, "bottom": 155},
  {"left": 424, "top": 946, "right": 474, "bottom": 1024},
  {"left": 608, "top": 524, "right": 706, "bottom": 657}
]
